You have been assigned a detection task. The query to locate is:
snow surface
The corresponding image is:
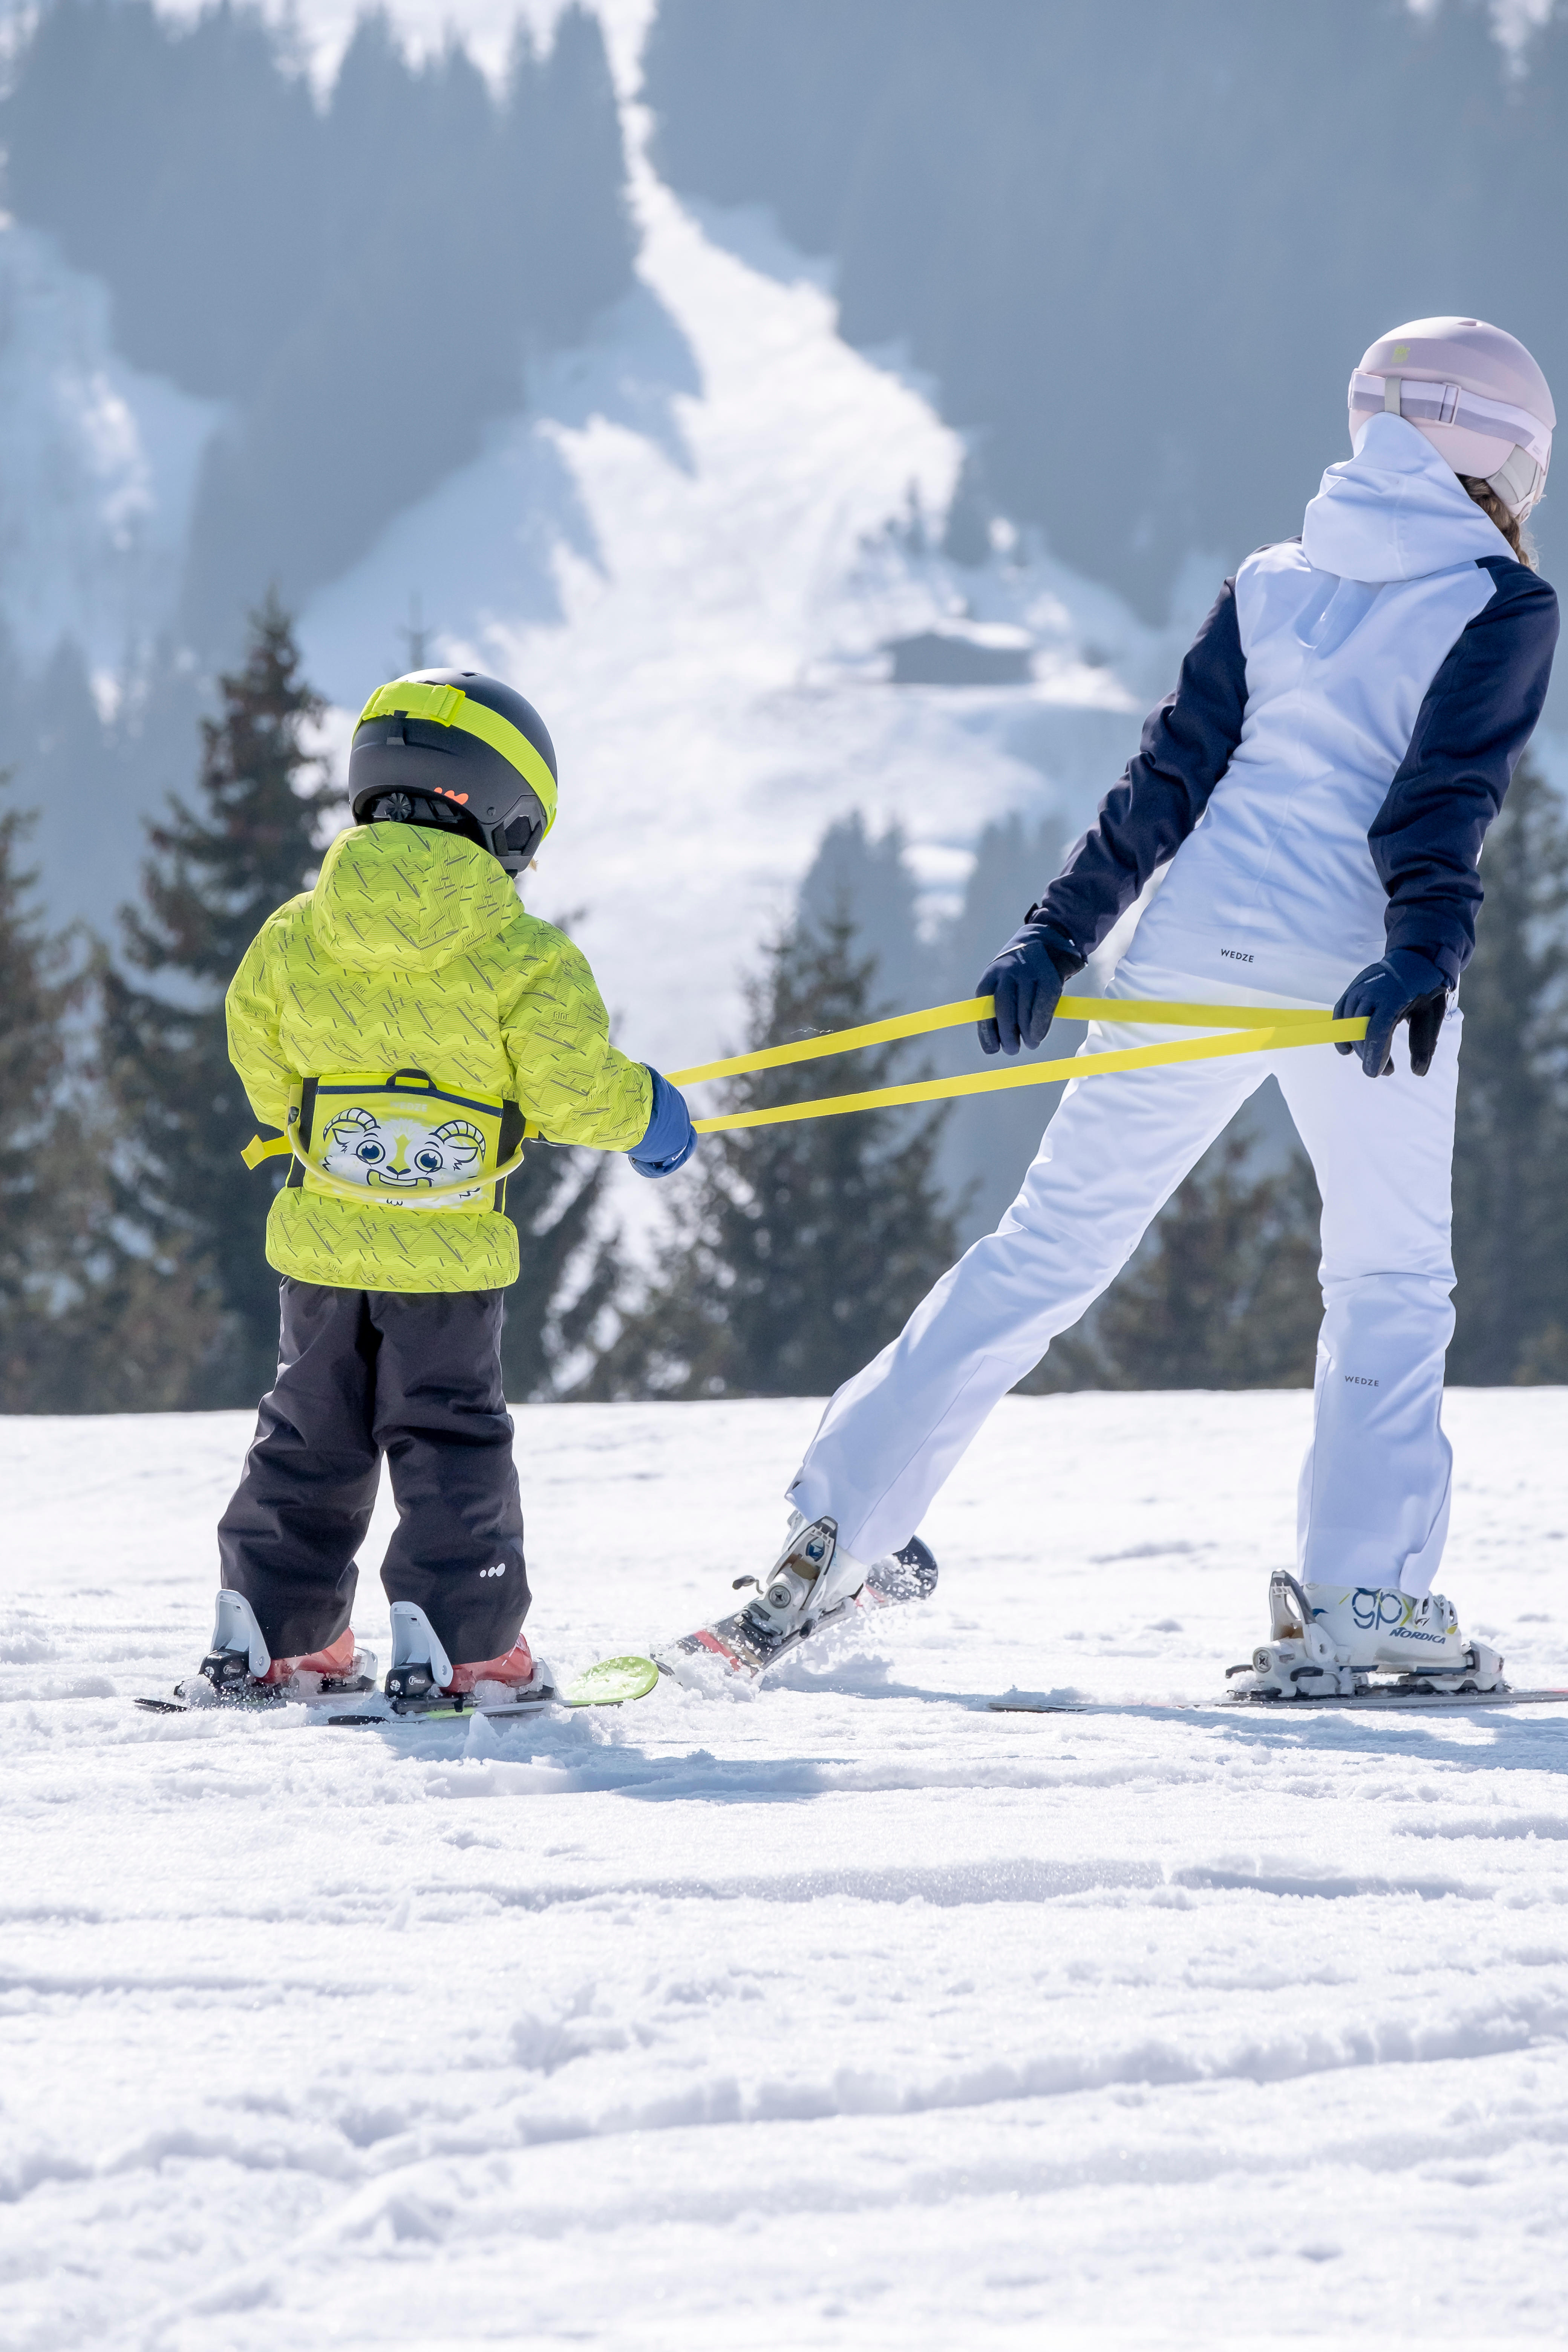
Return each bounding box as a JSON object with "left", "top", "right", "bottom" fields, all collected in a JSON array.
[{"left": 6, "top": 1388, "right": 1568, "bottom": 2349}]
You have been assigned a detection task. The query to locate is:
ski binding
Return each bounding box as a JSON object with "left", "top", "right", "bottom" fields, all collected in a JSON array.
[
  {"left": 1227, "top": 1569, "right": 1507, "bottom": 1701},
  {"left": 656, "top": 1522, "right": 939, "bottom": 1686}
]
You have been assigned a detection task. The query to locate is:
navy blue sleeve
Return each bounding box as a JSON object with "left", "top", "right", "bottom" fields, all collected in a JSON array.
[
  {"left": 1029, "top": 576, "right": 1248, "bottom": 959},
  {"left": 1371, "top": 558, "right": 1559, "bottom": 985}
]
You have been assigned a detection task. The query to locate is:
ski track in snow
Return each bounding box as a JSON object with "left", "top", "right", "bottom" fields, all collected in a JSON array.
[{"left": 4, "top": 1390, "right": 1568, "bottom": 2348}]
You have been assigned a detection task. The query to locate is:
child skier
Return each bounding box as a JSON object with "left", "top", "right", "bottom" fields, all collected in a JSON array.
[
  {"left": 682, "top": 316, "right": 1558, "bottom": 1695},
  {"left": 195, "top": 668, "right": 695, "bottom": 1704}
]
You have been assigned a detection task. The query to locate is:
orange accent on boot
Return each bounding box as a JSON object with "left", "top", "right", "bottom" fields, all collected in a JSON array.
[
  {"left": 259, "top": 1628, "right": 358, "bottom": 1687},
  {"left": 446, "top": 1636, "right": 535, "bottom": 1695}
]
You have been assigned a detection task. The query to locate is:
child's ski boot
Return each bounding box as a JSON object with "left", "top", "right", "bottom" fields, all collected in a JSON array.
[
  {"left": 188, "top": 1589, "right": 377, "bottom": 1704},
  {"left": 1234, "top": 1569, "right": 1505, "bottom": 1698},
  {"left": 381, "top": 1602, "right": 552, "bottom": 1715}
]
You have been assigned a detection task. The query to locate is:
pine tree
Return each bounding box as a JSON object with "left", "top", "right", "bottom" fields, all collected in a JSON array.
[
  {"left": 102, "top": 597, "right": 334, "bottom": 1406},
  {"left": 581, "top": 909, "right": 959, "bottom": 1398},
  {"left": 797, "top": 813, "right": 927, "bottom": 1014},
  {"left": 506, "top": 5, "right": 637, "bottom": 349},
  {"left": 0, "top": 782, "right": 93, "bottom": 1407},
  {"left": 1448, "top": 755, "right": 1568, "bottom": 1381},
  {"left": 0, "top": 781, "right": 212, "bottom": 1410},
  {"left": 793, "top": 807, "right": 1079, "bottom": 1243}
]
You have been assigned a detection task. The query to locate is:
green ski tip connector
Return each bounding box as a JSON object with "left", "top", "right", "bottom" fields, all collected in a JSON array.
[{"left": 560, "top": 1655, "right": 661, "bottom": 1709}]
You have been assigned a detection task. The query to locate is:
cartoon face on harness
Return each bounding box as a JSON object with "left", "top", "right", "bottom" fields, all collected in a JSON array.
[{"left": 320, "top": 1104, "right": 488, "bottom": 1194}]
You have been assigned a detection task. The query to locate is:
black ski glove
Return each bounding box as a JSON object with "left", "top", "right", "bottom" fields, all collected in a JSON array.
[
  {"left": 977, "top": 921, "right": 1078, "bottom": 1056},
  {"left": 1333, "top": 950, "right": 1450, "bottom": 1079}
]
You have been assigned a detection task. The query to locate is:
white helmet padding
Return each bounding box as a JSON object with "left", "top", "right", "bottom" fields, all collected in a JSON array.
[{"left": 1348, "top": 317, "right": 1554, "bottom": 520}]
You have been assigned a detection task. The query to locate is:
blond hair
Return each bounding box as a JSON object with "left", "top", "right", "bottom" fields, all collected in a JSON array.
[{"left": 1459, "top": 475, "right": 1536, "bottom": 568}]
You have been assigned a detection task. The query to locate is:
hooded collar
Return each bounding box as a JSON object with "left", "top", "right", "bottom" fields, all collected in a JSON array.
[
  {"left": 1300, "top": 412, "right": 1514, "bottom": 584},
  {"left": 310, "top": 822, "right": 521, "bottom": 969}
]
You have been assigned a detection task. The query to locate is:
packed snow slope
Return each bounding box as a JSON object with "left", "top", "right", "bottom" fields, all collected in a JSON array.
[{"left": 5, "top": 1390, "right": 1568, "bottom": 2349}]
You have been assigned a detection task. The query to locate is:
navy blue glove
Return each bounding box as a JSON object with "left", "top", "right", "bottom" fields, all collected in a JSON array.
[
  {"left": 977, "top": 922, "right": 1077, "bottom": 1055},
  {"left": 629, "top": 1067, "right": 697, "bottom": 1178},
  {"left": 1333, "top": 951, "right": 1450, "bottom": 1079}
]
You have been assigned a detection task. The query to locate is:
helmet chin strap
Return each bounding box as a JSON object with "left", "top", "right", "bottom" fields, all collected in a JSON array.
[{"left": 1486, "top": 441, "right": 1545, "bottom": 521}]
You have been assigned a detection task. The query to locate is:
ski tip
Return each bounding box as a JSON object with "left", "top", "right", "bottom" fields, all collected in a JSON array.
[{"left": 560, "top": 1655, "right": 660, "bottom": 1709}]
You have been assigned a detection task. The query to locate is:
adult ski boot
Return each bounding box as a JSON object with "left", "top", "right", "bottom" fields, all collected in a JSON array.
[
  {"left": 381, "top": 1602, "right": 551, "bottom": 1715},
  {"left": 1233, "top": 1569, "right": 1505, "bottom": 1699},
  {"left": 187, "top": 1590, "right": 377, "bottom": 1705},
  {"left": 656, "top": 1514, "right": 939, "bottom": 1683}
]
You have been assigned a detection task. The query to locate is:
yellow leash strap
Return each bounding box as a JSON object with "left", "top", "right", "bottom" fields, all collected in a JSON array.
[
  {"left": 241, "top": 1133, "right": 290, "bottom": 1170},
  {"left": 684, "top": 1006, "right": 1369, "bottom": 1136},
  {"left": 666, "top": 994, "right": 1349, "bottom": 1087}
]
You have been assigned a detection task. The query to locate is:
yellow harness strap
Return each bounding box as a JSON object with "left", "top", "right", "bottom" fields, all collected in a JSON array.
[
  {"left": 690, "top": 1015, "right": 1363, "bottom": 1134},
  {"left": 241, "top": 1133, "right": 291, "bottom": 1170},
  {"left": 240, "top": 1073, "right": 539, "bottom": 1201},
  {"left": 666, "top": 994, "right": 1354, "bottom": 1086},
  {"left": 668, "top": 994, "right": 1369, "bottom": 1137}
]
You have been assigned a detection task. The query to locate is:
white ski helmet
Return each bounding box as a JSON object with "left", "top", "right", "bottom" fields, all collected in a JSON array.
[{"left": 1348, "top": 317, "right": 1555, "bottom": 519}]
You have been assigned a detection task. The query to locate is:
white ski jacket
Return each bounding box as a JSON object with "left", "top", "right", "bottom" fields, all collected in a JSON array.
[{"left": 1035, "top": 413, "right": 1559, "bottom": 1004}]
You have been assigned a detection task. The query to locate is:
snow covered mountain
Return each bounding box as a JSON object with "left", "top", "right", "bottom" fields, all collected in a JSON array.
[
  {"left": 297, "top": 112, "right": 1170, "bottom": 1076},
  {"left": 0, "top": 0, "right": 1174, "bottom": 1085},
  {"left": 0, "top": 218, "right": 217, "bottom": 689},
  {"left": 7, "top": 0, "right": 1563, "bottom": 1089}
]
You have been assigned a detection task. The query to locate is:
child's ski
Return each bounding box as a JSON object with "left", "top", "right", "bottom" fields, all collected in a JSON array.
[
  {"left": 654, "top": 1538, "right": 939, "bottom": 1687},
  {"left": 560, "top": 1655, "right": 660, "bottom": 1707},
  {"left": 135, "top": 1675, "right": 376, "bottom": 1717},
  {"left": 328, "top": 1684, "right": 555, "bottom": 1725},
  {"left": 327, "top": 1655, "right": 658, "bottom": 1723},
  {"left": 134, "top": 1654, "right": 659, "bottom": 1722}
]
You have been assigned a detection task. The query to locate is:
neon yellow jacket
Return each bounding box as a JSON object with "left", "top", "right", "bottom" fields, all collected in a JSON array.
[{"left": 226, "top": 823, "right": 651, "bottom": 1292}]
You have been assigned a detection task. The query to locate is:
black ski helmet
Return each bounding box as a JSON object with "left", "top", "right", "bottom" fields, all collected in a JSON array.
[{"left": 348, "top": 669, "right": 558, "bottom": 874}]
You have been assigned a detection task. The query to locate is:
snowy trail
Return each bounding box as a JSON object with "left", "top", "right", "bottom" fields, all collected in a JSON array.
[{"left": 5, "top": 1391, "right": 1568, "bottom": 2347}]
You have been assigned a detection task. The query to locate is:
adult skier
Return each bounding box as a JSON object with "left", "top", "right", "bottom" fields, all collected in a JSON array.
[
  {"left": 196, "top": 670, "right": 695, "bottom": 1704},
  {"left": 683, "top": 317, "right": 1559, "bottom": 1695}
]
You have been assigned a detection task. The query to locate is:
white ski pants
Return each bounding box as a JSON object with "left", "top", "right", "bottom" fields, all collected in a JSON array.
[{"left": 788, "top": 961, "right": 1461, "bottom": 1598}]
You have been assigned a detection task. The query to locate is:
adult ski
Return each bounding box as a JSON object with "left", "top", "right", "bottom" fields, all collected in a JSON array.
[
  {"left": 655, "top": 1537, "right": 939, "bottom": 1687},
  {"left": 989, "top": 1686, "right": 1568, "bottom": 1715}
]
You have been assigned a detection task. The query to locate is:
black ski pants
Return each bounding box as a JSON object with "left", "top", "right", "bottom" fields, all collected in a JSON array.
[{"left": 217, "top": 1278, "right": 528, "bottom": 1664}]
